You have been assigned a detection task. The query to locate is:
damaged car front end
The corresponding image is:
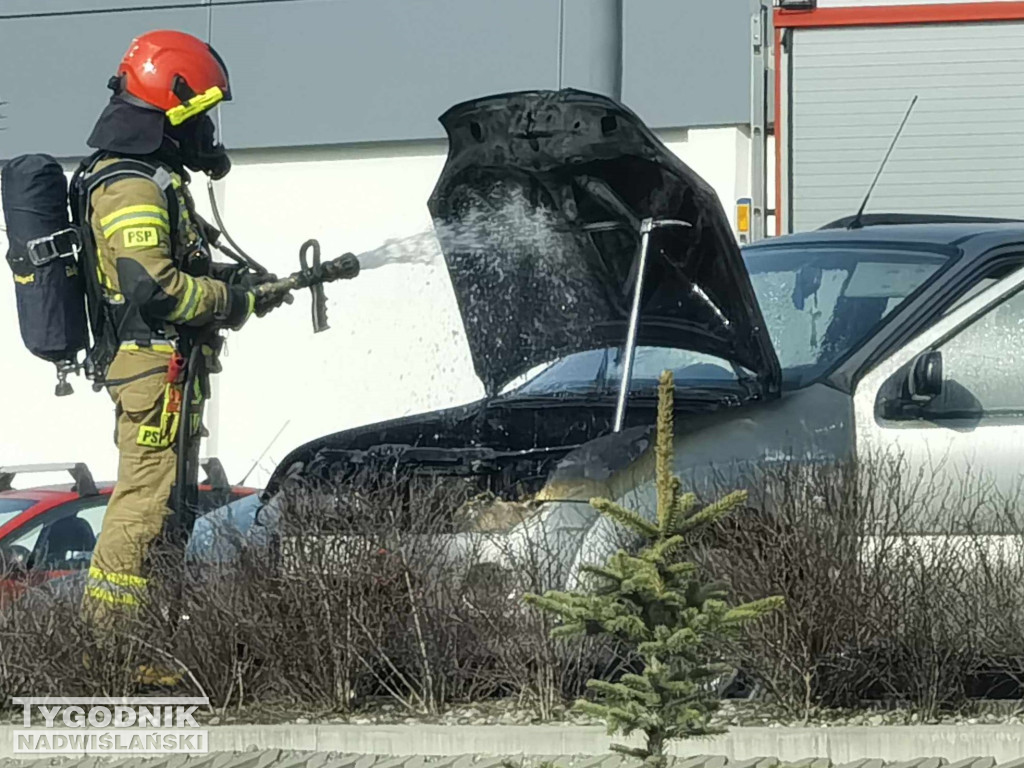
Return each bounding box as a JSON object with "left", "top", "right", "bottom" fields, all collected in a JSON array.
[
  {"left": 205, "top": 88, "right": 786, "bottom": 588},
  {"left": 195, "top": 89, "right": 962, "bottom": 590},
  {"left": 278, "top": 88, "right": 783, "bottom": 480}
]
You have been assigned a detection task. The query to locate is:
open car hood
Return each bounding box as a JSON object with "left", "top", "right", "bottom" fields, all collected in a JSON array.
[{"left": 428, "top": 88, "right": 781, "bottom": 397}]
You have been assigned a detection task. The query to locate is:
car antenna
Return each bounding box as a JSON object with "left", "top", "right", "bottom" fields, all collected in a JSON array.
[
  {"left": 848, "top": 94, "right": 918, "bottom": 230},
  {"left": 238, "top": 420, "right": 290, "bottom": 487}
]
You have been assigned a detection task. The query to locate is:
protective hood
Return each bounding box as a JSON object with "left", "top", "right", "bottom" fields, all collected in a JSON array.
[
  {"left": 427, "top": 89, "right": 781, "bottom": 397},
  {"left": 87, "top": 97, "right": 167, "bottom": 156}
]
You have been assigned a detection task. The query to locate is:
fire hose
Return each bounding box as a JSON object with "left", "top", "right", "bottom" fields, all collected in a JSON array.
[
  {"left": 169, "top": 239, "right": 361, "bottom": 545},
  {"left": 174, "top": 239, "right": 360, "bottom": 505},
  {"left": 251, "top": 240, "right": 360, "bottom": 333}
]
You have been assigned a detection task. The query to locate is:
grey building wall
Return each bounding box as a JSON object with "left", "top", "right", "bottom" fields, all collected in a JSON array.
[
  {"left": 0, "top": 0, "right": 754, "bottom": 159},
  {"left": 622, "top": 0, "right": 759, "bottom": 129},
  {"left": 210, "top": 0, "right": 562, "bottom": 147}
]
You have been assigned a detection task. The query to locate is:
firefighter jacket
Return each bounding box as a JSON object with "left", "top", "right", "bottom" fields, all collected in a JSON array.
[{"left": 86, "top": 154, "right": 251, "bottom": 351}]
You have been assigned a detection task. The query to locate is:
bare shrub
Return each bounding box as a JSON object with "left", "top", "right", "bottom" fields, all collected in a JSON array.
[
  {"left": 6, "top": 452, "right": 1024, "bottom": 720},
  {"left": 461, "top": 528, "right": 632, "bottom": 719},
  {"left": 702, "top": 451, "right": 1024, "bottom": 719},
  {"left": 0, "top": 563, "right": 188, "bottom": 703},
  {"left": 175, "top": 464, "right": 624, "bottom": 716},
  {"left": 1, "top": 464, "right": 624, "bottom": 715}
]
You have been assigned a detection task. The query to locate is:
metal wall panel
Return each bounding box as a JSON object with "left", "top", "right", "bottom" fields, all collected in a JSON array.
[
  {"left": 790, "top": 22, "right": 1024, "bottom": 232},
  {"left": 0, "top": 9, "right": 210, "bottom": 159},
  {"left": 560, "top": 0, "right": 622, "bottom": 98},
  {"left": 0, "top": 1, "right": 202, "bottom": 17},
  {"left": 818, "top": 1, "right": 1013, "bottom": 7},
  {"left": 621, "top": 0, "right": 756, "bottom": 129},
  {"left": 210, "top": 0, "right": 561, "bottom": 148},
  {"left": 0, "top": 0, "right": 751, "bottom": 157}
]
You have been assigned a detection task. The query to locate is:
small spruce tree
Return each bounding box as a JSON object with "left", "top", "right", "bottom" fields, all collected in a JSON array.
[{"left": 525, "top": 370, "right": 783, "bottom": 768}]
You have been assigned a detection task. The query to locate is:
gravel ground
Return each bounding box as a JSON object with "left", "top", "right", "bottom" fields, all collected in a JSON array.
[
  {"left": 6, "top": 699, "right": 1024, "bottom": 728},
  {"left": 263, "top": 699, "right": 1024, "bottom": 729}
]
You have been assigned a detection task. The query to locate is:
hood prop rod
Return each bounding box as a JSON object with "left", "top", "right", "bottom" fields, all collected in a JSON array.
[{"left": 613, "top": 217, "right": 692, "bottom": 433}]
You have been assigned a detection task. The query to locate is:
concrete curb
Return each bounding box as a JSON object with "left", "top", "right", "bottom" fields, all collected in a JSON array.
[{"left": 1, "top": 725, "right": 1024, "bottom": 762}]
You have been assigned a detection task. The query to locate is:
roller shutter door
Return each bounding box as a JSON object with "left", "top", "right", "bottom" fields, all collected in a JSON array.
[{"left": 790, "top": 22, "right": 1024, "bottom": 232}]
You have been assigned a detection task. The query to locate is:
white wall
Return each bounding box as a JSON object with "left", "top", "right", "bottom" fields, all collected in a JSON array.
[
  {"left": 0, "top": 126, "right": 750, "bottom": 490},
  {"left": 660, "top": 128, "right": 751, "bottom": 234}
]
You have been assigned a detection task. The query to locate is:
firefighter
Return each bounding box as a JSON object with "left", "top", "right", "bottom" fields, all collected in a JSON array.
[{"left": 78, "top": 30, "right": 281, "bottom": 640}]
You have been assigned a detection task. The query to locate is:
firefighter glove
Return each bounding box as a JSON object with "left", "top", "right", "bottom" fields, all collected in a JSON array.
[
  {"left": 254, "top": 289, "right": 288, "bottom": 318},
  {"left": 223, "top": 285, "right": 255, "bottom": 330}
]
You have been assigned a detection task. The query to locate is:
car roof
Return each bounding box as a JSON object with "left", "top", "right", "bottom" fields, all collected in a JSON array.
[
  {"left": 0, "top": 482, "right": 258, "bottom": 502},
  {"left": 0, "top": 485, "right": 109, "bottom": 502},
  {"left": 743, "top": 215, "right": 1024, "bottom": 253}
]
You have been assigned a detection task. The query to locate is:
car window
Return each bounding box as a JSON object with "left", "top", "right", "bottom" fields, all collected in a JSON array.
[
  {"left": 925, "top": 288, "right": 1024, "bottom": 419},
  {"left": 31, "top": 500, "right": 108, "bottom": 571},
  {"left": 0, "top": 499, "right": 34, "bottom": 523},
  {"left": 76, "top": 503, "right": 108, "bottom": 539},
  {"left": 5, "top": 520, "right": 45, "bottom": 558},
  {"left": 743, "top": 246, "right": 950, "bottom": 388},
  {"left": 499, "top": 346, "right": 746, "bottom": 398},
  {"left": 0, "top": 519, "right": 42, "bottom": 574},
  {"left": 945, "top": 277, "right": 998, "bottom": 315},
  {"left": 942, "top": 264, "right": 1024, "bottom": 316}
]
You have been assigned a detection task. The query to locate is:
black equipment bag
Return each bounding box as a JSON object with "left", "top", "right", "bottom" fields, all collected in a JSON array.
[{"left": 2, "top": 154, "right": 88, "bottom": 366}]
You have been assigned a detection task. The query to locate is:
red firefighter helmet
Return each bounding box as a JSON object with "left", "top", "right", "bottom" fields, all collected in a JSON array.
[{"left": 112, "top": 30, "right": 231, "bottom": 125}]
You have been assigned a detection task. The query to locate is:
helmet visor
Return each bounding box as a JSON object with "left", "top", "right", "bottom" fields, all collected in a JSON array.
[{"left": 206, "top": 43, "right": 232, "bottom": 101}]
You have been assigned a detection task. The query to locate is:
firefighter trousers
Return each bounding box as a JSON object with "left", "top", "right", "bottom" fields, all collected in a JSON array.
[{"left": 81, "top": 346, "right": 202, "bottom": 631}]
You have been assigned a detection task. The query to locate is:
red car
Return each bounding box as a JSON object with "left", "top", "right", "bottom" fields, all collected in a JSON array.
[{"left": 0, "top": 462, "right": 258, "bottom": 604}]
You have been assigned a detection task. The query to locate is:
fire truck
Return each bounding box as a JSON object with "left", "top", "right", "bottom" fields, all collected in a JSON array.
[{"left": 747, "top": 0, "right": 1024, "bottom": 242}]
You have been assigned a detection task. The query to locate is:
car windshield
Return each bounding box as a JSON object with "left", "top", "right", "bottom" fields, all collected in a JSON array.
[
  {"left": 500, "top": 347, "right": 751, "bottom": 398},
  {"left": 500, "top": 244, "right": 950, "bottom": 397},
  {"left": 744, "top": 245, "right": 949, "bottom": 387},
  {"left": 0, "top": 499, "right": 34, "bottom": 525}
]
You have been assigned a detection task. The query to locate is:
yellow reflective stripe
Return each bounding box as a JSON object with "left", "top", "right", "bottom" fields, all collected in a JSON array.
[
  {"left": 168, "top": 277, "right": 203, "bottom": 323},
  {"left": 104, "top": 216, "right": 169, "bottom": 239},
  {"left": 88, "top": 566, "right": 147, "bottom": 589},
  {"left": 85, "top": 586, "right": 139, "bottom": 606},
  {"left": 167, "top": 277, "right": 198, "bottom": 322},
  {"left": 95, "top": 246, "right": 110, "bottom": 288},
  {"left": 97, "top": 262, "right": 112, "bottom": 289},
  {"left": 188, "top": 282, "right": 205, "bottom": 321},
  {"left": 14, "top": 274, "right": 34, "bottom": 285},
  {"left": 166, "top": 86, "right": 224, "bottom": 127},
  {"left": 94, "top": 247, "right": 124, "bottom": 301},
  {"left": 99, "top": 205, "right": 168, "bottom": 228},
  {"left": 120, "top": 341, "right": 176, "bottom": 354}
]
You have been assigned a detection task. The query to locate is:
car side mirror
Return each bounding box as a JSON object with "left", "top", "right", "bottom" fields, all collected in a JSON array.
[
  {"left": 0, "top": 546, "right": 29, "bottom": 578},
  {"left": 908, "top": 350, "right": 943, "bottom": 402}
]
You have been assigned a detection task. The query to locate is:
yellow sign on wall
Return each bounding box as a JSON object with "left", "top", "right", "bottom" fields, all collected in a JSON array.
[{"left": 736, "top": 198, "right": 751, "bottom": 234}]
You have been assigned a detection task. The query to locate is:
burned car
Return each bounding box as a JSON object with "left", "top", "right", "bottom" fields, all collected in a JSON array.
[{"left": 199, "top": 89, "right": 1024, "bottom": 588}]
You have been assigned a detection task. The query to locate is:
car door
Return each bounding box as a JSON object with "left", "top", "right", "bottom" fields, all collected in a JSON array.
[
  {"left": 853, "top": 262, "right": 1024, "bottom": 533},
  {"left": 0, "top": 496, "right": 110, "bottom": 601}
]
